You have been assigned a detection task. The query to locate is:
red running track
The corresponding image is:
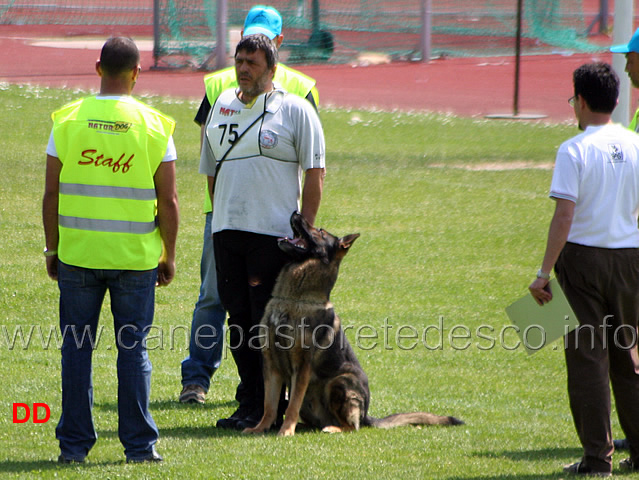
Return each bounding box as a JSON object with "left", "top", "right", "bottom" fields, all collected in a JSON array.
[{"left": 0, "top": 25, "right": 635, "bottom": 124}]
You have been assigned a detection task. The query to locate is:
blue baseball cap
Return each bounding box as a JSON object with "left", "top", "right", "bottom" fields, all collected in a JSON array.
[
  {"left": 243, "top": 5, "right": 282, "bottom": 39},
  {"left": 610, "top": 27, "right": 639, "bottom": 53}
]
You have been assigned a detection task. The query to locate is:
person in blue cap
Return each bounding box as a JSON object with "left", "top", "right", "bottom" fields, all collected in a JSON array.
[
  {"left": 604, "top": 29, "right": 639, "bottom": 455},
  {"left": 178, "top": 5, "right": 320, "bottom": 416},
  {"left": 611, "top": 27, "right": 639, "bottom": 132}
]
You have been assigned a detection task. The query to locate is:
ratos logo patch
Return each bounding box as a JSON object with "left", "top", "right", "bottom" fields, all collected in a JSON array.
[
  {"left": 87, "top": 120, "right": 132, "bottom": 133},
  {"left": 609, "top": 144, "right": 624, "bottom": 163},
  {"left": 259, "top": 130, "right": 278, "bottom": 149}
]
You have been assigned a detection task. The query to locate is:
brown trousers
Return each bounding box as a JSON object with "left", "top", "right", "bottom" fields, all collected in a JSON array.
[{"left": 556, "top": 242, "right": 639, "bottom": 472}]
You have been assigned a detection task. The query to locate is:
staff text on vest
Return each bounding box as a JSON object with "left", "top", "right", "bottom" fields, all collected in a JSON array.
[{"left": 79, "top": 149, "right": 134, "bottom": 173}]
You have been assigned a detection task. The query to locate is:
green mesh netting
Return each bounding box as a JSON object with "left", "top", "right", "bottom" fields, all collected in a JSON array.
[
  {"left": 1, "top": 0, "right": 604, "bottom": 67},
  {"left": 0, "top": 0, "right": 150, "bottom": 25}
]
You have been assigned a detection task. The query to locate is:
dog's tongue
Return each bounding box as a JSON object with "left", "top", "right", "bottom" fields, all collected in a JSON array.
[{"left": 278, "top": 237, "right": 307, "bottom": 248}]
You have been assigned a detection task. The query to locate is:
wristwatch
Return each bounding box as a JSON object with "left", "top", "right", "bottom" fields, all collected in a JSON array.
[
  {"left": 536, "top": 269, "right": 550, "bottom": 280},
  {"left": 43, "top": 247, "right": 58, "bottom": 257}
]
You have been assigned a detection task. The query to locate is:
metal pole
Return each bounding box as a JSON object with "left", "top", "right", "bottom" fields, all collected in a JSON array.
[
  {"left": 611, "top": 0, "right": 633, "bottom": 126},
  {"left": 587, "top": 0, "right": 609, "bottom": 35},
  {"left": 152, "top": 0, "right": 161, "bottom": 68},
  {"left": 513, "top": 0, "right": 523, "bottom": 116},
  {"left": 312, "top": 0, "right": 320, "bottom": 35},
  {"left": 420, "top": 0, "right": 432, "bottom": 63},
  {"left": 485, "top": 0, "right": 546, "bottom": 119},
  {"left": 215, "top": 0, "right": 228, "bottom": 70},
  {"left": 600, "top": 0, "right": 608, "bottom": 32}
]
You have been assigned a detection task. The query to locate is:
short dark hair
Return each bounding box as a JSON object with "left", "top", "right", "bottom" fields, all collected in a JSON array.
[
  {"left": 573, "top": 62, "right": 619, "bottom": 113},
  {"left": 235, "top": 34, "right": 279, "bottom": 70},
  {"left": 99, "top": 37, "right": 140, "bottom": 76}
]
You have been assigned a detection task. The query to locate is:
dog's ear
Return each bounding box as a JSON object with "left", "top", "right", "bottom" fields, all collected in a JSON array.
[{"left": 339, "top": 234, "right": 360, "bottom": 251}]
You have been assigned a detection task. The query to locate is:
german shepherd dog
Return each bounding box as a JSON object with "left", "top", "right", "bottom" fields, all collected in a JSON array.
[{"left": 244, "top": 212, "right": 463, "bottom": 436}]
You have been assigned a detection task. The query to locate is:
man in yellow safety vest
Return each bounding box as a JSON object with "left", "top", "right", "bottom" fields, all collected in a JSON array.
[{"left": 42, "top": 36, "right": 179, "bottom": 464}]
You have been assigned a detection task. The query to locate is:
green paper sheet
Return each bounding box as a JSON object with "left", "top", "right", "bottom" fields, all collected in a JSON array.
[{"left": 505, "top": 279, "right": 579, "bottom": 355}]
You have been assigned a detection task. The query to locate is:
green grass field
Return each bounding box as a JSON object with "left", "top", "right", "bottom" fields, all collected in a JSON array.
[{"left": 1, "top": 82, "right": 636, "bottom": 479}]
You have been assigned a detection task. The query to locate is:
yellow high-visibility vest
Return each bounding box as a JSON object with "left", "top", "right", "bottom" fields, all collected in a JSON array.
[
  {"left": 201, "top": 63, "right": 318, "bottom": 212},
  {"left": 205, "top": 64, "right": 318, "bottom": 107},
  {"left": 52, "top": 95, "right": 175, "bottom": 270},
  {"left": 630, "top": 108, "right": 639, "bottom": 133}
]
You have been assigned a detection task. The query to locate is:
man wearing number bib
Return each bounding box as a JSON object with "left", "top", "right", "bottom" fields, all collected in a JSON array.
[
  {"left": 180, "top": 5, "right": 319, "bottom": 406},
  {"left": 199, "top": 34, "right": 325, "bottom": 430}
]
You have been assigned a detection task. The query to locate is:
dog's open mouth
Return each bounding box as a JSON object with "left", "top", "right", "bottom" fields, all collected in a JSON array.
[
  {"left": 278, "top": 236, "right": 308, "bottom": 251},
  {"left": 278, "top": 212, "right": 314, "bottom": 257}
]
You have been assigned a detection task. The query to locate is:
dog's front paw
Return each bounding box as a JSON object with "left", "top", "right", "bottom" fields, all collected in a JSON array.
[
  {"left": 277, "top": 424, "right": 297, "bottom": 437},
  {"left": 321, "top": 425, "right": 343, "bottom": 434}
]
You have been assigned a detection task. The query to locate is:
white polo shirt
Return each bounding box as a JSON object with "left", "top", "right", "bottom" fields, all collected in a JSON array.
[
  {"left": 199, "top": 87, "right": 325, "bottom": 238},
  {"left": 550, "top": 123, "right": 639, "bottom": 248}
]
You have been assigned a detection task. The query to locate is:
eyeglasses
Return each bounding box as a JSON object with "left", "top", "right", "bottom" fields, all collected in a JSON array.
[{"left": 568, "top": 95, "right": 576, "bottom": 107}]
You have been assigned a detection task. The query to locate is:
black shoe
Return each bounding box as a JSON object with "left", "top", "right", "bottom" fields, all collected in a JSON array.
[
  {"left": 126, "top": 450, "right": 163, "bottom": 463},
  {"left": 614, "top": 438, "right": 630, "bottom": 450},
  {"left": 620, "top": 458, "right": 639, "bottom": 472},
  {"left": 57, "top": 454, "right": 85, "bottom": 464},
  {"left": 216, "top": 404, "right": 256, "bottom": 430},
  {"left": 562, "top": 460, "right": 611, "bottom": 477},
  {"left": 216, "top": 416, "right": 243, "bottom": 430},
  {"left": 236, "top": 409, "right": 264, "bottom": 430}
]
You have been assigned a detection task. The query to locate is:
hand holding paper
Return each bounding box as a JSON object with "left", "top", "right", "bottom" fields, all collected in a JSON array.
[
  {"left": 529, "top": 277, "right": 552, "bottom": 305},
  {"left": 506, "top": 279, "right": 578, "bottom": 355}
]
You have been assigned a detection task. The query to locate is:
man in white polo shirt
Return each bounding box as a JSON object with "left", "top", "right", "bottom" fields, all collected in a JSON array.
[{"left": 529, "top": 62, "right": 639, "bottom": 476}]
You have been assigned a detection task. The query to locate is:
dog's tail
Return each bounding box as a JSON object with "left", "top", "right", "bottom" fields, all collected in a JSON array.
[{"left": 364, "top": 412, "right": 464, "bottom": 429}]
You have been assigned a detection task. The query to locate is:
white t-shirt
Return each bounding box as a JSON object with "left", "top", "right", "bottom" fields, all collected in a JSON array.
[
  {"left": 199, "top": 88, "right": 325, "bottom": 238},
  {"left": 550, "top": 123, "right": 639, "bottom": 248},
  {"left": 46, "top": 95, "right": 177, "bottom": 162}
]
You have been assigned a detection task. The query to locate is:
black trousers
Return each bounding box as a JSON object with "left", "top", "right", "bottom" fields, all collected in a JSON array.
[
  {"left": 213, "top": 229, "right": 290, "bottom": 411},
  {"left": 556, "top": 242, "right": 639, "bottom": 472}
]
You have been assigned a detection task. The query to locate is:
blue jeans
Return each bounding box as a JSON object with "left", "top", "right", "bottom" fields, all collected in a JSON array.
[
  {"left": 180, "top": 212, "right": 226, "bottom": 391},
  {"left": 55, "top": 261, "right": 159, "bottom": 460}
]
